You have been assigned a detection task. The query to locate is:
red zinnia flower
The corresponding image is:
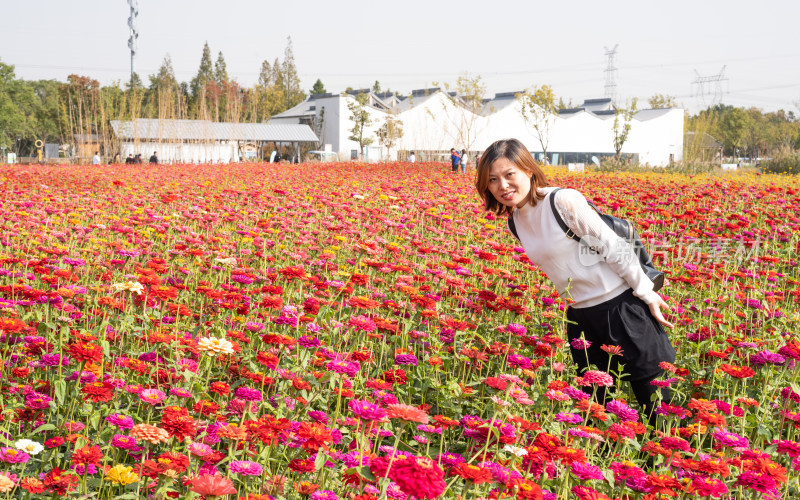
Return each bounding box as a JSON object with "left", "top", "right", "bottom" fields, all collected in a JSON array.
[
  {"left": 189, "top": 474, "right": 237, "bottom": 496},
  {"left": 65, "top": 342, "right": 103, "bottom": 364},
  {"left": 297, "top": 422, "right": 333, "bottom": 452},
  {"left": 391, "top": 455, "right": 446, "bottom": 499},
  {"left": 288, "top": 458, "right": 316, "bottom": 473},
  {"left": 450, "top": 463, "right": 493, "bottom": 484},
  {"left": 719, "top": 363, "right": 755, "bottom": 379},
  {"left": 43, "top": 468, "right": 79, "bottom": 495},
  {"left": 71, "top": 445, "right": 103, "bottom": 465},
  {"left": 81, "top": 381, "right": 115, "bottom": 402}
]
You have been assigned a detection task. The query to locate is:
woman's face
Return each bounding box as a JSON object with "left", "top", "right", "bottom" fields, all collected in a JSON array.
[{"left": 487, "top": 158, "right": 533, "bottom": 208}]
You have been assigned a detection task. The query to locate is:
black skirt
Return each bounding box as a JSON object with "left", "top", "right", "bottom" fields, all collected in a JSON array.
[{"left": 566, "top": 288, "right": 676, "bottom": 383}]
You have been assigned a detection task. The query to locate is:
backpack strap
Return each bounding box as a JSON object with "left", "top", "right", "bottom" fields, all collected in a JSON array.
[
  {"left": 507, "top": 213, "right": 520, "bottom": 242},
  {"left": 548, "top": 187, "right": 581, "bottom": 242}
]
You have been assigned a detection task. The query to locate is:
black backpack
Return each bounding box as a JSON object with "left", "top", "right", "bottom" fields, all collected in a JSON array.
[{"left": 507, "top": 188, "right": 664, "bottom": 291}]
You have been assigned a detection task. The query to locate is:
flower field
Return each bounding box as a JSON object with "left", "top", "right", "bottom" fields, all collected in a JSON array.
[{"left": 1, "top": 162, "right": 799, "bottom": 500}]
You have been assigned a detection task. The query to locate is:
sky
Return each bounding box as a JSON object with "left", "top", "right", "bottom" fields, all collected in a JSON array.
[{"left": 2, "top": 0, "right": 799, "bottom": 113}]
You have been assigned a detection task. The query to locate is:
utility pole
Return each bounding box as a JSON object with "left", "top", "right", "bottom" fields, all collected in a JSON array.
[
  {"left": 604, "top": 44, "right": 619, "bottom": 104},
  {"left": 127, "top": 0, "right": 139, "bottom": 87},
  {"left": 692, "top": 66, "right": 729, "bottom": 108}
]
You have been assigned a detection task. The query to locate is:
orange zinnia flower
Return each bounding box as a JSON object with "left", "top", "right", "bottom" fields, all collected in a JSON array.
[
  {"left": 130, "top": 424, "right": 170, "bottom": 445},
  {"left": 386, "top": 403, "right": 429, "bottom": 424}
]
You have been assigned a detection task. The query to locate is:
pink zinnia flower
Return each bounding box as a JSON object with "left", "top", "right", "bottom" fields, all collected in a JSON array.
[
  {"left": 106, "top": 413, "right": 134, "bottom": 430},
  {"left": 110, "top": 434, "right": 139, "bottom": 450},
  {"left": 606, "top": 400, "right": 638, "bottom": 422},
  {"left": 348, "top": 399, "right": 388, "bottom": 421},
  {"left": 188, "top": 442, "right": 213, "bottom": 458},
  {"left": 228, "top": 460, "right": 263, "bottom": 476},
  {"left": 581, "top": 370, "right": 614, "bottom": 387},
  {"left": 0, "top": 448, "right": 30, "bottom": 464},
  {"left": 571, "top": 462, "right": 604, "bottom": 481},
  {"left": 234, "top": 387, "right": 263, "bottom": 402},
  {"left": 139, "top": 388, "right": 166, "bottom": 405}
]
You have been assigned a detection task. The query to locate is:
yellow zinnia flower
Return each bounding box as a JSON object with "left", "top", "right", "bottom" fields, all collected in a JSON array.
[{"left": 105, "top": 465, "right": 139, "bottom": 485}]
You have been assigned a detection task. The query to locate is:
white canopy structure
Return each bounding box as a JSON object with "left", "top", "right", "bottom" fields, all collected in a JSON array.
[{"left": 110, "top": 119, "right": 319, "bottom": 163}]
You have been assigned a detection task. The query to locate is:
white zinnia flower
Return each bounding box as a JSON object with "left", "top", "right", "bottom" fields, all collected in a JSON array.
[
  {"left": 15, "top": 438, "right": 44, "bottom": 455},
  {"left": 197, "top": 337, "right": 234, "bottom": 356},
  {"left": 502, "top": 444, "right": 528, "bottom": 457},
  {"left": 214, "top": 257, "right": 237, "bottom": 267},
  {"left": 110, "top": 281, "right": 144, "bottom": 295}
]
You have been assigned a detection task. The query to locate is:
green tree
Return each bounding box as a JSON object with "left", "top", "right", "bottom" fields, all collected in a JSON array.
[
  {"left": 29, "top": 79, "right": 67, "bottom": 145},
  {"left": 441, "top": 75, "right": 487, "bottom": 154},
  {"left": 254, "top": 59, "right": 284, "bottom": 121},
  {"left": 0, "top": 60, "right": 39, "bottom": 152},
  {"left": 214, "top": 51, "right": 228, "bottom": 85},
  {"left": 281, "top": 37, "right": 305, "bottom": 110},
  {"left": 648, "top": 94, "right": 677, "bottom": 109},
  {"left": 718, "top": 107, "right": 750, "bottom": 158},
  {"left": 612, "top": 98, "right": 638, "bottom": 158},
  {"left": 147, "top": 55, "right": 183, "bottom": 120},
  {"left": 190, "top": 42, "right": 214, "bottom": 118},
  {"left": 519, "top": 85, "right": 558, "bottom": 161},
  {"left": 348, "top": 92, "right": 374, "bottom": 159},
  {"left": 376, "top": 113, "right": 403, "bottom": 159},
  {"left": 372, "top": 80, "right": 382, "bottom": 93},
  {"left": 311, "top": 79, "right": 326, "bottom": 95}
]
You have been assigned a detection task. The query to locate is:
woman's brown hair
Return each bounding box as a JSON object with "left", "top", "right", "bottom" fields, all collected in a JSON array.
[{"left": 474, "top": 138, "right": 548, "bottom": 216}]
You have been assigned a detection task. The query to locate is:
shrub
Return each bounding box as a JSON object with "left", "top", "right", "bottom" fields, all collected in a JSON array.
[{"left": 762, "top": 154, "right": 800, "bottom": 175}]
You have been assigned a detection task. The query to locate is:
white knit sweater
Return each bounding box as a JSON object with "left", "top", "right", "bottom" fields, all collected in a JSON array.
[{"left": 510, "top": 187, "right": 659, "bottom": 308}]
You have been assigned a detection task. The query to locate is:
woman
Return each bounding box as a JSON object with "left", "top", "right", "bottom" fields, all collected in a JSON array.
[{"left": 475, "top": 139, "right": 676, "bottom": 425}]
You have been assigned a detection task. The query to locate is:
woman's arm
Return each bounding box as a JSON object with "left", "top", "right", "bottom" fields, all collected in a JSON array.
[{"left": 553, "top": 189, "right": 661, "bottom": 306}]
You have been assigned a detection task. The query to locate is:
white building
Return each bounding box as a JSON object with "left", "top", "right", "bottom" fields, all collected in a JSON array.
[{"left": 270, "top": 89, "right": 684, "bottom": 166}]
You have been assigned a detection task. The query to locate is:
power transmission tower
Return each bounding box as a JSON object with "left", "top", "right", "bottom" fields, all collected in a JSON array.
[
  {"left": 604, "top": 44, "right": 619, "bottom": 103},
  {"left": 692, "top": 66, "right": 728, "bottom": 108},
  {"left": 127, "top": 0, "right": 139, "bottom": 86}
]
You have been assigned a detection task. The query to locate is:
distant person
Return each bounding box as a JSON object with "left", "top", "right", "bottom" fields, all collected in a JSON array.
[
  {"left": 409, "top": 151, "right": 416, "bottom": 163},
  {"left": 134, "top": 154, "right": 142, "bottom": 164},
  {"left": 450, "top": 148, "right": 461, "bottom": 174},
  {"left": 149, "top": 151, "right": 158, "bottom": 164},
  {"left": 92, "top": 151, "right": 101, "bottom": 166},
  {"left": 125, "top": 154, "right": 135, "bottom": 165},
  {"left": 460, "top": 149, "right": 468, "bottom": 173},
  {"left": 270, "top": 150, "right": 277, "bottom": 163},
  {"left": 112, "top": 153, "right": 121, "bottom": 164}
]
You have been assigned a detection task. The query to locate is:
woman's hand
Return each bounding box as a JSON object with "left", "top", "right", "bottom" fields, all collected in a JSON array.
[{"left": 648, "top": 297, "right": 674, "bottom": 329}]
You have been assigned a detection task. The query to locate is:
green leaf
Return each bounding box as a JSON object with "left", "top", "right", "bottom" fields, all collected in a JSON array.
[
  {"left": 360, "top": 466, "right": 376, "bottom": 481},
  {"left": 314, "top": 451, "right": 328, "bottom": 470},
  {"left": 602, "top": 468, "right": 615, "bottom": 488},
  {"left": 33, "top": 423, "right": 56, "bottom": 434},
  {"left": 54, "top": 380, "right": 66, "bottom": 404}
]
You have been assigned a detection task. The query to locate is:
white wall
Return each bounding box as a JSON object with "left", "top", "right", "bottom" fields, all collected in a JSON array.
[
  {"left": 121, "top": 141, "right": 239, "bottom": 163},
  {"left": 272, "top": 91, "right": 684, "bottom": 166}
]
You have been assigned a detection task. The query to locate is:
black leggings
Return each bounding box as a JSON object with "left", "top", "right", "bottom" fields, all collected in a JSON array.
[{"left": 566, "top": 289, "right": 676, "bottom": 426}]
